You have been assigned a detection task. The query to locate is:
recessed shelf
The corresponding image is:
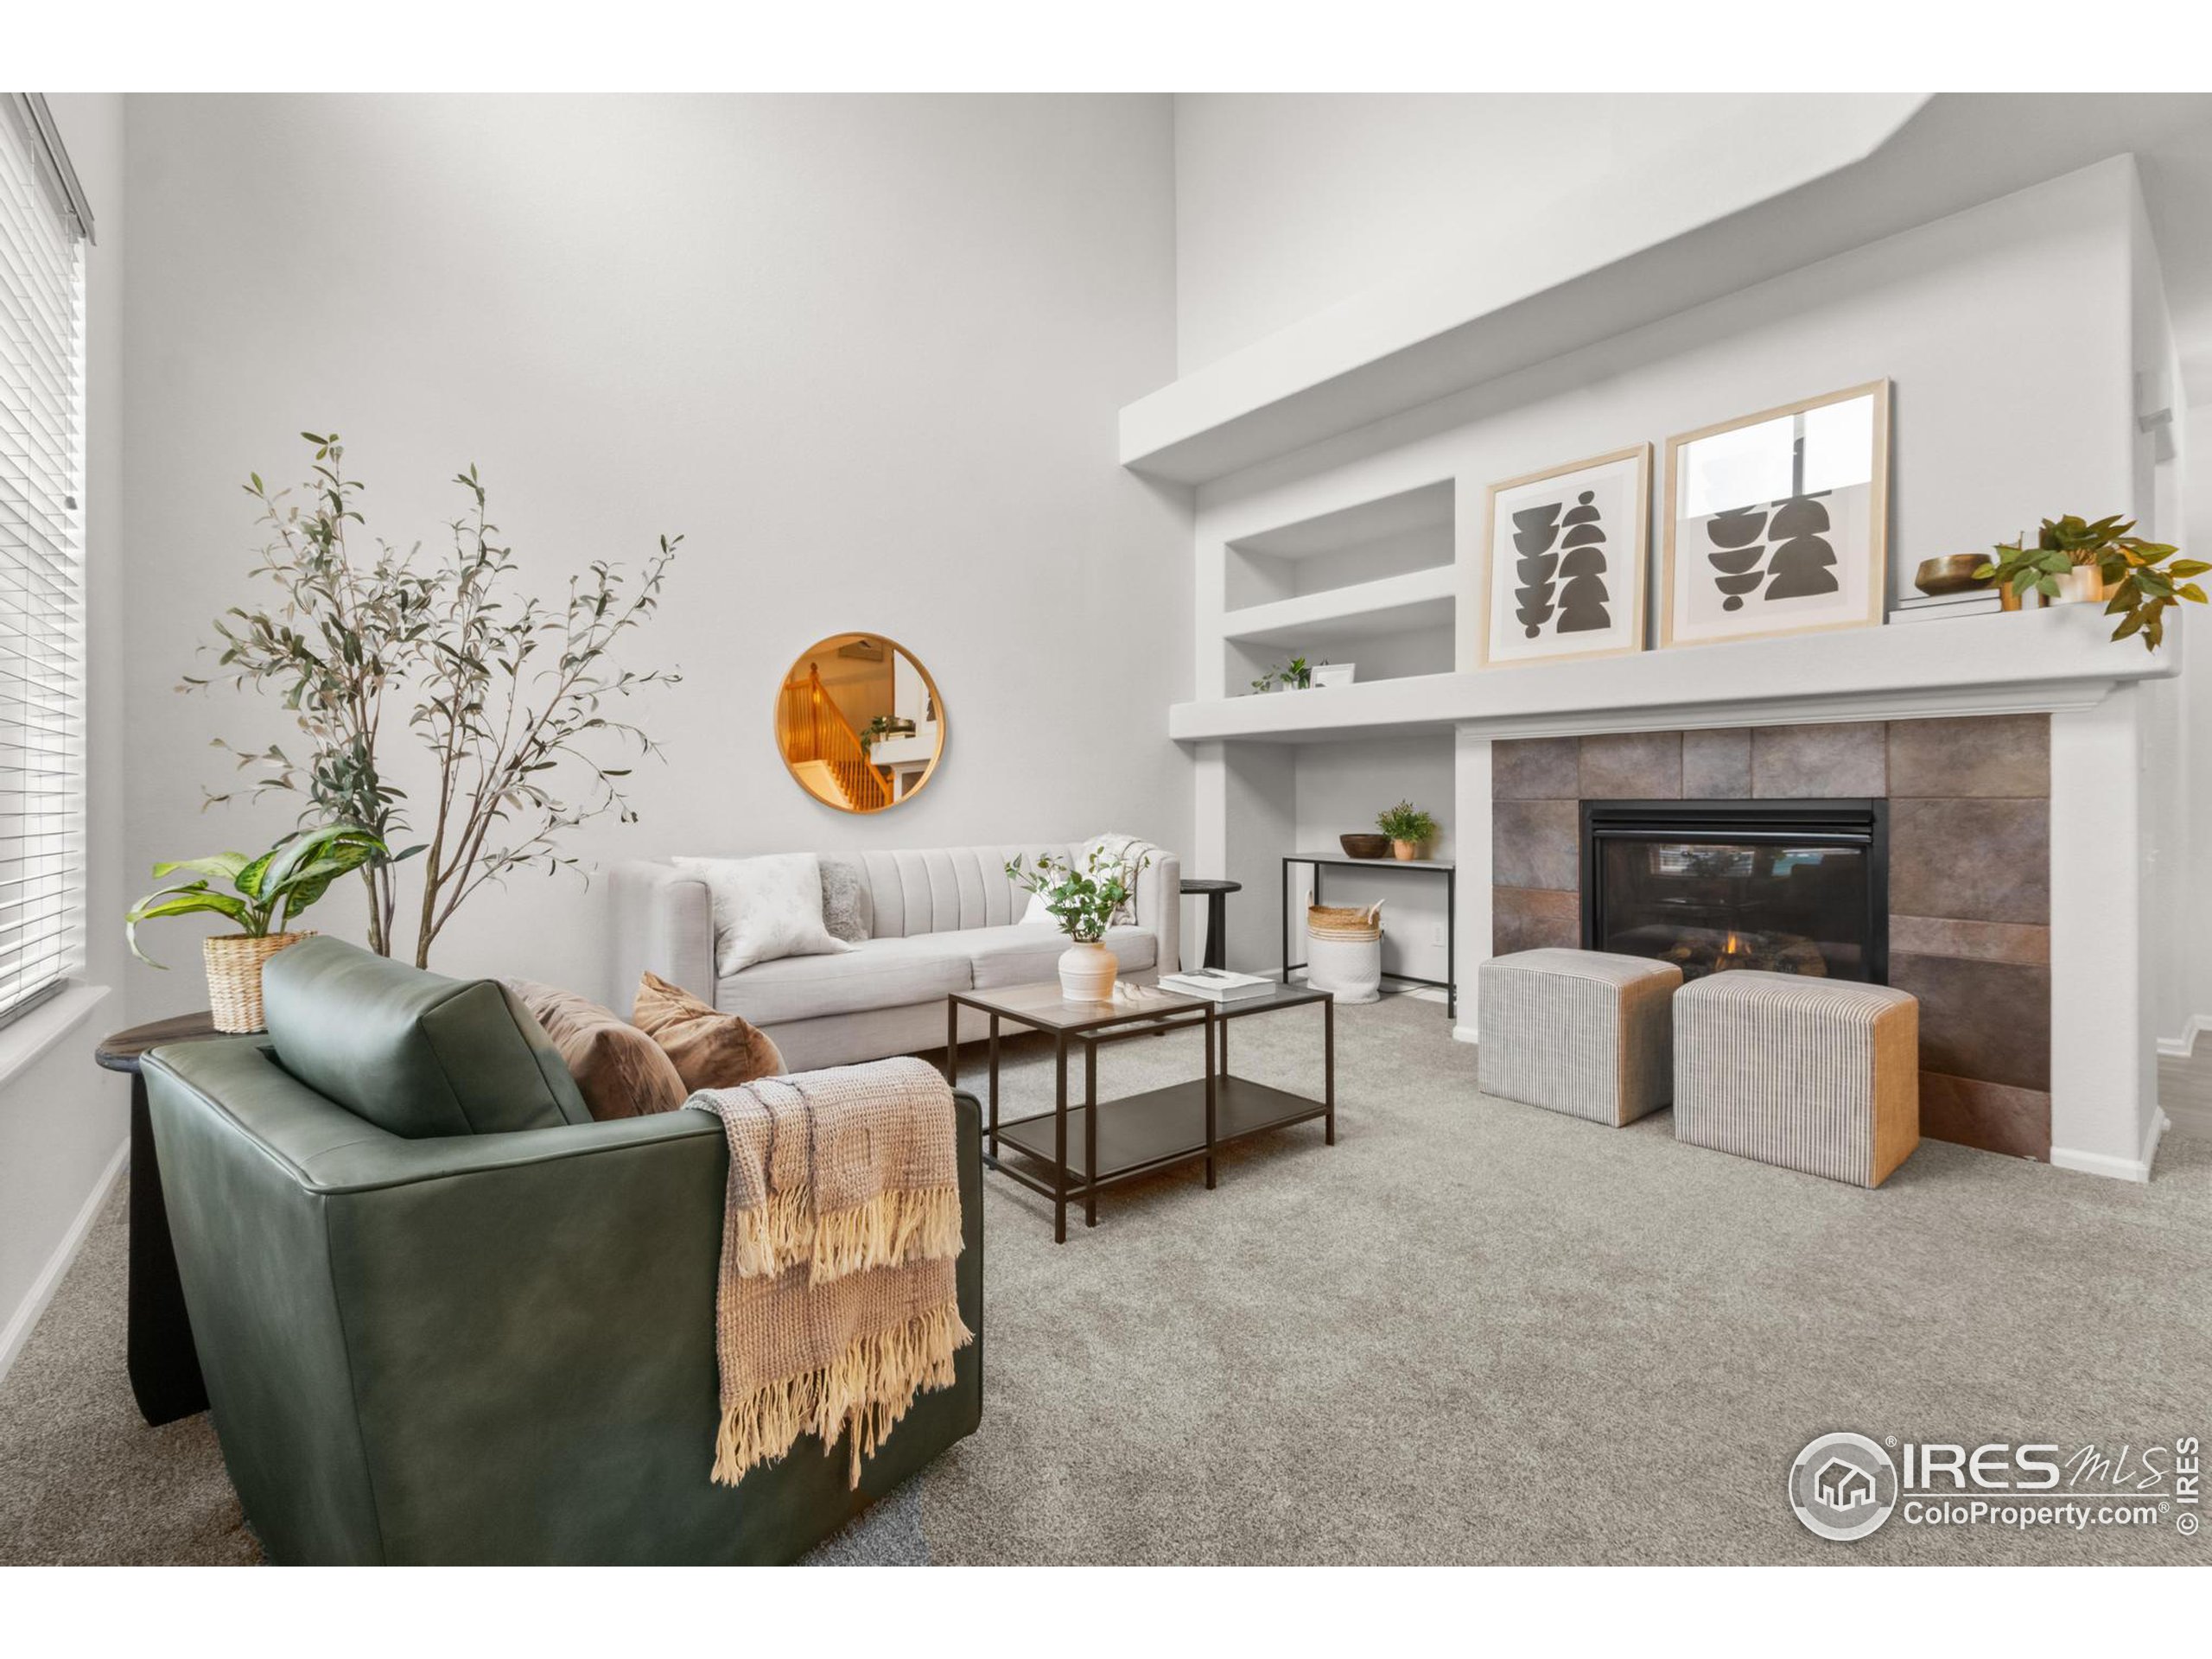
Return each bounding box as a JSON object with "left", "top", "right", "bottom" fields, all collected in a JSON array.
[
  {"left": 1220, "top": 564, "right": 1455, "bottom": 650},
  {"left": 1224, "top": 478, "right": 1455, "bottom": 613}
]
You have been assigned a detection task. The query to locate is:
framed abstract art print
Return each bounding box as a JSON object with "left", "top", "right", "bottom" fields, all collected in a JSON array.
[
  {"left": 1661, "top": 380, "right": 1891, "bottom": 648},
  {"left": 1479, "top": 443, "right": 1651, "bottom": 668}
]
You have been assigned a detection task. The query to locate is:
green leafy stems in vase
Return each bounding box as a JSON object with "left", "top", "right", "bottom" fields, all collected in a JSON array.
[
  {"left": 1375, "top": 800, "right": 1438, "bottom": 861},
  {"left": 1005, "top": 845, "right": 1150, "bottom": 1001},
  {"left": 1975, "top": 514, "right": 2206, "bottom": 651}
]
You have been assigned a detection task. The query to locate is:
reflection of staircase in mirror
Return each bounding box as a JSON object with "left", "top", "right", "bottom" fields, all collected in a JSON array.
[{"left": 779, "top": 664, "right": 892, "bottom": 810}]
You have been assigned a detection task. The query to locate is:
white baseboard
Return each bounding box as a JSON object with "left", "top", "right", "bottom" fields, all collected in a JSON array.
[
  {"left": 0, "top": 1135, "right": 129, "bottom": 1390},
  {"left": 2050, "top": 1109, "right": 2170, "bottom": 1185},
  {"left": 1452, "top": 1024, "right": 1479, "bottom": 1046},
  {"left": 2156, "top": 1014, "right": 2212, "bottom": 1059}
]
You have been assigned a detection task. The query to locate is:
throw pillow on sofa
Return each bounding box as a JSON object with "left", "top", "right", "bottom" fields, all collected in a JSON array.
[
  {"left": 673, "top": 852, "right": 856, "bottom": 976},
  {"left": 1084, "top": 833, "right": 1159, "bottom": 927},
  {"left": 819, "top": 854, "right": 871, "bottom": 944},
  {"left": 634, "top": 971, "right": 786, "bottom": 1090},
  {"left": 504, "top": 979, "right": 690, "bottom": 1119}
]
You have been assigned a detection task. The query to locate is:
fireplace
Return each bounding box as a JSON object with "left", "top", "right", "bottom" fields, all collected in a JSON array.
[{"left": 1580, "top": 799, "right": 1888, "bottom": 983}]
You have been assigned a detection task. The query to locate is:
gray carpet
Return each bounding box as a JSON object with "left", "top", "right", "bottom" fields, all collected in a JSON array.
[{"left": 6, "top": 993, "right": 2208, "bottom": 1565}]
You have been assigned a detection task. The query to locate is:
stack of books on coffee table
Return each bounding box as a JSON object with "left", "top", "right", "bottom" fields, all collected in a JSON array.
[{"left": 1157, "top": 968, "right": 1277, "bottom": 1002}]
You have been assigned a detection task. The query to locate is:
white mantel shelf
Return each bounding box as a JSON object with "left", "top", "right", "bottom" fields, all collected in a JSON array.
[{"left": 1169, "top": 607, "right": 2182, "bottom": 744}]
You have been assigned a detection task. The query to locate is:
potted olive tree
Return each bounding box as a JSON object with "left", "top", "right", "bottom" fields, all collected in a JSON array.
[{"left": 1006, "top": 846, "right": 1149, "bottom": 1001}]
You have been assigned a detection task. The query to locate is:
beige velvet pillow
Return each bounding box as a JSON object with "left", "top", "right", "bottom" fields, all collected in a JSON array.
[
  {"left": 502, "top": 979, "right": 688, "bottom": 1121},
  {"left": 633, "top": 971, "right": 786, "bottom": 1090}
]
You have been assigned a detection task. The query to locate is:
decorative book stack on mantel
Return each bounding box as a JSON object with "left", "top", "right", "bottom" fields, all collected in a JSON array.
[{"left": 1887, "top": 589, "right": 2003, "bottom": 625}]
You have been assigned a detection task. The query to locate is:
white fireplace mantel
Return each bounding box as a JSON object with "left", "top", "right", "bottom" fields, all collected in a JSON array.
[{"left": 1170, "top": 606, "right": 2181, "bottom": 746}]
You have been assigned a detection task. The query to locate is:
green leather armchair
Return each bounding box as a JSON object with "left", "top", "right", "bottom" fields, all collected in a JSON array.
[{"left": 138, "top": 942, "right": 982, "bottom": 1566}]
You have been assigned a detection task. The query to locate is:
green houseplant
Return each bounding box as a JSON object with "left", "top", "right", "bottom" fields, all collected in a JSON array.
[
  {"left": 1376, "top": 800, "right": 1438, "bottom": 861},
  {"left": 185, "top": 433, "right": 681, "bottom": 966},
  {"left": 1005, "top": 845, "right": 1150, "bottom": 1001},
  {"left": 127, "top": 824, "right": 390, "bottom": 1032},
  {"left": 1975, "top": 514, "right": 2206, "bottom": 651}
]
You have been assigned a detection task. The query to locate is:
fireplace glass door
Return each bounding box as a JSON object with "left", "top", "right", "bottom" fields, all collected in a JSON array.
[{"left": 1581, "top": 801, "right": 1887, "bottom": 983}]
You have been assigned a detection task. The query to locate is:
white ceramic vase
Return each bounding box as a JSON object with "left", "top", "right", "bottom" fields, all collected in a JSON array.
[{"left": 1058, "top": 939, "right": 1116, "bottom": 1001}]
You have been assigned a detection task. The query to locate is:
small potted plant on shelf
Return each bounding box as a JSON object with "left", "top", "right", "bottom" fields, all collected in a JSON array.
[
  {"left": 127, "top": 823, "right": 390, "bottom": 1033},
  {"left": 1283, "top": 656, "right": 1314, "bottom": 690},
  {"left": 1005, "top": 845, "right": 1149, "bottom": 1001},
  {"left": 1976, "top": 514, "right": 2207, "bottom": 650},
  {"left": 1249, "top": 666, "right": 1278, "bottom": 696},
  {"left": 1376, "top": 800, "right": 1438, "bottom": 861}
]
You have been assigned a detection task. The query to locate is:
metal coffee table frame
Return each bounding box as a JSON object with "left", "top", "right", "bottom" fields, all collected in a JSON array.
[{"left": 945, "top": 982, "right": 1335, "bottom": 1243}]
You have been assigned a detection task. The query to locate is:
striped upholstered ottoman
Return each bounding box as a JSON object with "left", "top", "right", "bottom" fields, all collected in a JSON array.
[
  {"left": 1477, "top": 949, "right": 1681, "bottom": 1126},
  {"left": 1673, "top": 971, "right": 1919, "bottom": 1187}
]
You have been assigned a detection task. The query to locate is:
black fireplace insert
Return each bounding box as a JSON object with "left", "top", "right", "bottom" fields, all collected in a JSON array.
[{"left": 1580, "top": 798, "right": 1888, "bottom": 983}]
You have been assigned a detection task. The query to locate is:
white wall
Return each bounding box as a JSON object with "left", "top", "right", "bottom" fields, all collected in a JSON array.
[
  {"left": 118, "top": 95, "right": 1190, "bottom": 1011},
  {"left": 0, "top": 94, "right": 130, "bottom": 1377},
  {"left": 1171, "top": 93, "right": 1921, "bottom": 373}
]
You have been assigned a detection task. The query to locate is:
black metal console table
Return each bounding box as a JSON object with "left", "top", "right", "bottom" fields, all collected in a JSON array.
[{"left": 1281, "top": 851, "right": 1457, "bottom": 1018}]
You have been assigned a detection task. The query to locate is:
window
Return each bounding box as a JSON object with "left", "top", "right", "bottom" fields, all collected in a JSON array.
[{"left": 0, "top": 97, "right": 90, "bottom": 1029}]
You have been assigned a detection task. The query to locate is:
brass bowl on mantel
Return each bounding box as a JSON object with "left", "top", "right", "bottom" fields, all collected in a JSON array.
[{"left": 1913, "top": 554, "right": 1996, "bottom": 597}]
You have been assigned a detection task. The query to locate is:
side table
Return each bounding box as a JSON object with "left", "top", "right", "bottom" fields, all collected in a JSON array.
[
  {"left": 1179, "top": 877, "right": 1243, "bottom": 972},
  {"left": 93, "top": 1011, "right": 219, "bottom": 1426}
]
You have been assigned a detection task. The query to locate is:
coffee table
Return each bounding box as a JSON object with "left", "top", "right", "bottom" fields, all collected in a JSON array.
[{"left": 944, "top": 980, "right": 1334, "bottom": 1242}]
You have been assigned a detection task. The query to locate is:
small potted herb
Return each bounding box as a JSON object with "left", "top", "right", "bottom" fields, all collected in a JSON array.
[
  {"left": 1283, "top": 657, "right": 1313, "bottom": 690},
  {"left": 1375, "top": 801, "right": 1438, "bottom": 861}
]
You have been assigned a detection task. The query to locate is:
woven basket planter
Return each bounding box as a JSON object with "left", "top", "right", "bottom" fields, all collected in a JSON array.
[
  {"left": 204, "top": 931, "right": 314, "bottom": 1033},
  {"left": 1306, "top": 902, "right": 1382, "bottom": 1003}
]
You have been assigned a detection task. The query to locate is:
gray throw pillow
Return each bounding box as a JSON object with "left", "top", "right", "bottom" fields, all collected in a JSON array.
[{"left": 819, "top": 855, "right": 871, "bottom": 943}]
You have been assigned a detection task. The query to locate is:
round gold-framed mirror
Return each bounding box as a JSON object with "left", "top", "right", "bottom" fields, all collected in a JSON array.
[{"left": 774, "top": 632, "right": 946, "bottom": 812}]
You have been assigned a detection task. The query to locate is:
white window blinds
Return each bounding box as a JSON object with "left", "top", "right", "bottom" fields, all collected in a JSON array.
[{"left": 0, "top": 99, "right": 87, "bottom": 1029}]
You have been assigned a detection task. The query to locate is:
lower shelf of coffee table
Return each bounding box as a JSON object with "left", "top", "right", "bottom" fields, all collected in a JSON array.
[{"left": 993, "top": 1075, "right": 1325, "bottom": 1185}]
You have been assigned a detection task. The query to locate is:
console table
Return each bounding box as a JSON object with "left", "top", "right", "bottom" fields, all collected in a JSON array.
[{"left": 1281, "top": 852, "right": 1457, "bottom": 1017}]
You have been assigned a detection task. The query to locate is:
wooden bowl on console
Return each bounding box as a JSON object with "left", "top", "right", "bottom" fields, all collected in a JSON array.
[{"left": 1339, "top": 833, "right": 1389, "bottom": 860}]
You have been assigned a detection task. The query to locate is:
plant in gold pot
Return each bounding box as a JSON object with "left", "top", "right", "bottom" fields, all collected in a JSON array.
[
  {"left": 1376, "top": 800, "right": 1438, "bottom": 861},
  {"left": 1976, "top": 514, "right": 2207, "bottom": 649},
  {"left": 1006, "top": 845, "right": 1149, "bottom": 1001},
  {"left": 127, "top": 824, "right": 389, "bottom": 1033}
]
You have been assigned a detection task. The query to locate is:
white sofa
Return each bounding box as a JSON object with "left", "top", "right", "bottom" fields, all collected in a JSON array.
[{"left": 608, "top": 841, "right": 1180, "bottom": 1071}]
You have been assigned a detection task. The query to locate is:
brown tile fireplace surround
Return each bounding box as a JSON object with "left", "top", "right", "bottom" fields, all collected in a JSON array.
[{"left": 1492, "top": 715, "right": 2051, "bottom": 1160}]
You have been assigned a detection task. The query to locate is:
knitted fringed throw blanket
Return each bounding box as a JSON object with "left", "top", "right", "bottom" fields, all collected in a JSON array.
[{"left": 689, "top": 1056, "right": 970, "bottom": 1489}]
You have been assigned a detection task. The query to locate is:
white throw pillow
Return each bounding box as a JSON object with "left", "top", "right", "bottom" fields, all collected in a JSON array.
[
  {"left": 673, "top": 853, "right": 857, "bottom": 977},
  {"left": 1020, "top": 890, "right": 1053, "bottom": 925}
]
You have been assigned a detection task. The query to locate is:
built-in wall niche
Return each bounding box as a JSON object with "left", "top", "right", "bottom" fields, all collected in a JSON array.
[
  {"left": 1225, "top": 618, "right": 1454, "bottom": 696},
  {"left": 1222, "top": 478, "right": 1455, "bottom": 691},
  {"left": 1224, "top": 479, "right": 1453, "bottom": 608}
]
